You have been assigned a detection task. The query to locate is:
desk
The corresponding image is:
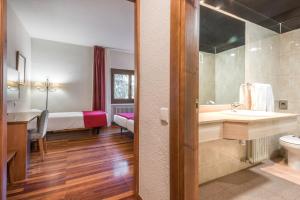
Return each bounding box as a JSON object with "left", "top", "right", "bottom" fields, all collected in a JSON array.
[{"left": 7, "top": 112, "right": 40, "bottom": 181}]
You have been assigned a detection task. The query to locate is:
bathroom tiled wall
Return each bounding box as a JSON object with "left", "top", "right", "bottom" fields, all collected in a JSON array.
[
  {"left": 200, "top": 23, "right": 300, "bottom": 185},
  {"left": 244, "top": 22, "right": 300, "bottom": 130},
  {"left": 215, "top": 46, "right": 245, "bottom": 104},
  {"left": 245, "top": 21, "right": 280, "bottom": 94},
  {"left": 277, "top": 29, "right": 300, "bottom": 132},
  {"left": 199, "top": 52, "right": 215, "bottom": 104},
  {"left": 200, "top": 46, "right": 245, "bottom": 105},
  {"left": 277, "top": 29, "right": 300, "bottom": 115}
]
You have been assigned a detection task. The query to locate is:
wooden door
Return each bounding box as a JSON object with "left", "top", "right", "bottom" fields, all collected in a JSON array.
[{"left": 170, "top": 0, "right": 199, "bottom": 199}]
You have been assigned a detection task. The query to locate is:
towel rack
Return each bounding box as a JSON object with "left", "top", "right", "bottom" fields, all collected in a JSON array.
[{"left": 241, "top": 82, "right": 252, "bottom": 86}]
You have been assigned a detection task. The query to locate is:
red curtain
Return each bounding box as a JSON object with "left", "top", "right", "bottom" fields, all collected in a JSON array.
[{"left": 93, "top": 46, "right": 106, "bottom": 111}]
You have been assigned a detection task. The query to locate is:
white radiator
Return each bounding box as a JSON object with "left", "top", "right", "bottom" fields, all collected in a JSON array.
[
  {"left": 247, "top": 137, "right": 270, "bottom": 164},
  {"left": 111, "top": 104, "right": 134, "bottom": 121}
]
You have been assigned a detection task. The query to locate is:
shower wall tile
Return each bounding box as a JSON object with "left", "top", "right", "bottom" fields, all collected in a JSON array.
[
  {"left": 280, "top": 28, "right": 300, "bottom": 56},
  {"left": 199, "top": 52, "right": 215, "bottom": 104},
  {"left": 245, "top": 21, "right": 280, "bottom": 94},
  {"left": 278, "top": 29, "right": 300, "bottom": 115},
  {"left": 215, "top": 46, "right": 245, "bottom": 104}
]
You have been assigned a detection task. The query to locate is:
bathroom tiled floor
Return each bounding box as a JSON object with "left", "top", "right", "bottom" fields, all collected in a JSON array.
[{"left": 199, "top": 161, "right": 300, "bottom": 200}]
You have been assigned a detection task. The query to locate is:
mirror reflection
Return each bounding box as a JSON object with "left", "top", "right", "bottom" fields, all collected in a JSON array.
[{"left": 199, "top": 5, "right": 245, "bottom": 105}]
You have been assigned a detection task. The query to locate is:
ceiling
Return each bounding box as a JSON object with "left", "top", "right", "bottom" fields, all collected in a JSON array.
[
  {"left": 8, "top": 0, "right": 134, "bottom": 51},
  {"left": 200, "top": 5, "right": 245, "bottom": 53},
  {"left": 203, "top": 0, "right": 300, "bottom": 33}
]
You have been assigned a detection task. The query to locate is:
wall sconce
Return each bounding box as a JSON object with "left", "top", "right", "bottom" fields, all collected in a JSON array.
[
  {"left": 34, "top": 80, "right": 61, "bottom": 92},
  {"left": 7, "top": 80, "right": 19, "bottom": 91},
  {"left": 33, "top": 78, "right": 61, "bottom": 110}
]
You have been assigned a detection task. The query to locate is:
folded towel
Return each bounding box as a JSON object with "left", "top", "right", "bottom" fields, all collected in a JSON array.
[
  {"left": 251, "top": 83, "right": 274, "bottom": 112},
  {"left": 239, "top": 84, "right": 245, "bottom": 104},
  {"left": 266, "top": 86, "right": 275, "bottom": 112}
]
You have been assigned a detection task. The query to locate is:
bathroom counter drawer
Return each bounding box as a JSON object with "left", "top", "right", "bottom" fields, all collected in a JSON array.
[
  {"left": 223, "top": 117, "right": 298, "bottom": 140},
  {"left": 199, "top": 123, "right": 223, "bottom": 143}
]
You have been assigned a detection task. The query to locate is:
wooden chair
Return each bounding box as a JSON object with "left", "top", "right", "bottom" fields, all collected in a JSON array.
[
  {"left": 30, "top": 110, "right": 49, "bottom": 161},
  {"left": 7, "top": 150, "right": 17, "bottom": 184}
]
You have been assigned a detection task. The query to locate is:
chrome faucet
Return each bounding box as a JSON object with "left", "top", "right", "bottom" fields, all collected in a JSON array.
[
  {"left": 231, "top": 102, "right": 241, "bottom": 112},
  {"left": 206, "top": 100, "right": 215, "bottom": 105}
]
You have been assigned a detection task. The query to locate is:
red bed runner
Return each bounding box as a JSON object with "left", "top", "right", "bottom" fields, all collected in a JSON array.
[
  {"left": 117, "top": 113, "right": 134, "bottom": 120},
  {"left": 83, "top": 111, "right": 107, "bottom": 128}
]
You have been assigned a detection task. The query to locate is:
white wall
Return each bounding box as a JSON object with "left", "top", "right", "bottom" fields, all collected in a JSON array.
[
  {"left": 7, "top": 3, "right": 32, "bottom": 113},
  {"left": 105, "top": 48, "right": 134, "bottom": 125},
  {"left": 30, "top": 38, "right": 93, "bottom": 112},
  {"left": 31, "top": 38, "right": 134, "bottom": 114},
  {"left": 140, "top": 0, "right": 170, "bottom": 199}
]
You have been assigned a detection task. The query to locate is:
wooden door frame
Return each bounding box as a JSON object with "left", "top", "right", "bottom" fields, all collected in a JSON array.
[
  {"left": 0, "top": 0, "right": 7, "bottom": 199},
  {"left": 170, "top": 0, "right": 199, "bottom": 200},
  {"left": 133, "top": 0, "right": 140, "bottom": 199}
]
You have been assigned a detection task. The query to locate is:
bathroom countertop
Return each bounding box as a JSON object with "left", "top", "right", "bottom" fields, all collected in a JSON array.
[{"left": 199, "top": 111, "right": 299, "bottom": 125}]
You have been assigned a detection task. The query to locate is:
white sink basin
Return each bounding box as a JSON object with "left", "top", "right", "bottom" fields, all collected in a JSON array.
[{"left": 222, "top": 110, "right": 275, "bottom": 117}]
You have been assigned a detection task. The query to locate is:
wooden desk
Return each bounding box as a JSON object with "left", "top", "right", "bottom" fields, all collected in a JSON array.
[{"left": 7, "top": 112, "right": 40, "bottom": 181}]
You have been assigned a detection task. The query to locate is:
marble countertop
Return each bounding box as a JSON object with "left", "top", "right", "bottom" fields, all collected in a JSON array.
[{"left": 199, "top": 111, "right": 299, "bottom": 125}]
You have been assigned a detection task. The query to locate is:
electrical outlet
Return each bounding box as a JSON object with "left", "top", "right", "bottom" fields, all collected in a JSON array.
[{"left": 279, "top": 100, "right": 288, "bottom": 110}]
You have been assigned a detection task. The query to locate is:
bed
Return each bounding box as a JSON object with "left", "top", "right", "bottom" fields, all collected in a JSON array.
[
  {"left": 127, "top": 119, "right": 134, "bottom": 133},
  {"left": 113, "top": 115, "right": 128, "bottom": 129},
  {"left": 113, "top": 113, "right": 134, "bottom": 133},
  {"left": 47, "top": 111, "right": 107, "bottom": 132}
]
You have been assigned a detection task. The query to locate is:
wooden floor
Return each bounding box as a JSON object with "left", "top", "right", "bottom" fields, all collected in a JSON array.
[{"left": 7, "top": 128, "right": 135, "bottom": 200}]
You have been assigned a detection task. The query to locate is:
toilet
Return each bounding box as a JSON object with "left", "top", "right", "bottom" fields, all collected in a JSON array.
[{"left": 280, "top": 135, "right": 300, "bottom": 170}]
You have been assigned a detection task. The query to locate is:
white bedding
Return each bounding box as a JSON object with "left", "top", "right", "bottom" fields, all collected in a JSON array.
[
  {"left": 113, "top": 115, "right": 134, "bottom": 133},
  {"left": 48, "top": 112, "right": 85, "bottom": 131},
  {"left": 127, "top": 119, "right": 134, "bottom": 133},
  {"left": 113, "top": 115, "right": 128, "bottom": 128}
]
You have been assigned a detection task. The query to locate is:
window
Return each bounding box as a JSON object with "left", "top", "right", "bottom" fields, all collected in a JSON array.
[{"left": 111, "top": 69, "right": 135, "bottom": 104}]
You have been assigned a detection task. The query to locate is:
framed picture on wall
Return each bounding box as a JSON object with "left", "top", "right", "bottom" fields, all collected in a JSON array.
[{"left": 16, "top": 51, "right": 26, "bottom": 85}]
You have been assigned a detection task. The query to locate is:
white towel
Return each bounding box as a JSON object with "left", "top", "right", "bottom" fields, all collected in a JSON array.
[
  {"left": 239, "top": 84, "right": 245, "bottom": 105},
  {"left": 251, "top": 83, "right": 274, "bottom": 112}
]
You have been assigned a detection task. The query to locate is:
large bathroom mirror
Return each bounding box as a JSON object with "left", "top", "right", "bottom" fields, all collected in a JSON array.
[{"left": 199, "top": 5, "right": 245, "bottom": 105}]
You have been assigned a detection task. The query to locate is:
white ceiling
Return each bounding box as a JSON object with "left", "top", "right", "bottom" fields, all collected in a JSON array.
[{"left": 9, "top": 0, "right": 134, "bottom": 51}]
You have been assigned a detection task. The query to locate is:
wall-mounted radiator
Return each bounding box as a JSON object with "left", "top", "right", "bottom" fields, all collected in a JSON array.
[
  {"left": 111, "top": 104, "right": 134, "bottom": 122},
  {"left": 246, "top": 137, "right": 270, "bottom": 164}
]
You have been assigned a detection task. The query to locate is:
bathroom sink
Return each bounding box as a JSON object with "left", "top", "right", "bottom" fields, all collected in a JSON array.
[{"left": 222, "top": 110, "right": 275, "bottom": 117}]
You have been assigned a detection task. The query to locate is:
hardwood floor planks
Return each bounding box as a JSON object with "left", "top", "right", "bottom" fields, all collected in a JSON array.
[{"left": 7, "top": 128, "right": 134, "bottom": 200}]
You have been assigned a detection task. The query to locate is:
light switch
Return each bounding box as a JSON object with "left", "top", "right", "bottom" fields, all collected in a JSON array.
[{"left": 160, "top": 107, "right": 169, "bottom": 124}]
